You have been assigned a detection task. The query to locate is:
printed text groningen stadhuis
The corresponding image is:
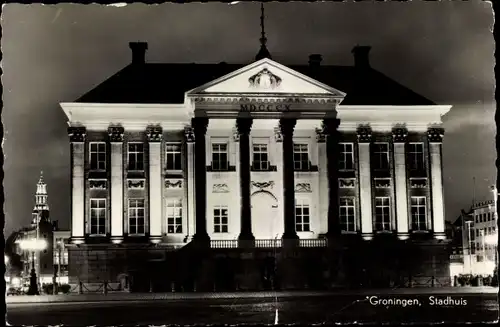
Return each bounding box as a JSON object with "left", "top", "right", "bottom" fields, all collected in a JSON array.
[{"left": 368, "top": 296, "right": 468, "bottom": 307}]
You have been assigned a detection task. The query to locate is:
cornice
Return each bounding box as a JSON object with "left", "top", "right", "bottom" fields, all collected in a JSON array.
[{"left": 190, "top": 94, "right": 341, "bottom": 105}]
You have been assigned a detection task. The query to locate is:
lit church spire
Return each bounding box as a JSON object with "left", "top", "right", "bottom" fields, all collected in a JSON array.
[
  {"left": 255, "top": 3, "right": 272, "bottom": 61},
  {"left": 32, "top": 170, "right": 50, "bottom": 225}
]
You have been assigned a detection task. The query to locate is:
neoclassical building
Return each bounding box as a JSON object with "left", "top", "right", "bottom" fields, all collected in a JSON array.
[{"left": 61, "top": 41, "right": 452, "bottom": 290}]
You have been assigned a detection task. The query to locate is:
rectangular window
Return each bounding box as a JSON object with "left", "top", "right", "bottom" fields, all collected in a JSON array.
[
  {"left": 89, "top": 142, "right": 106, "bottom": 171},
  {"left": 408, "top": 143, "right": 425, "bottom": 170},
  {"left": 212, "top": 143, "right": 228, "bottom": 171},
  {"left": 90, "top": 199, "right": 106, "bottom": 235},
  {"left": 339, "top": 143, "right": 354, "bottom": 170},
  {"left": 372, "top": 143, "right": 389, "bottom": 170},
  {"left": 128, "top": 199, "right": 145, "bottom": 235},
  {"left": 165, "top": 142, "right": 182, "bottom": 171},
  {"left": 411, "top": 196, "right": 427, "bottom": 231},
  {"left": 293, "top": 143, "right": 310, "bottom": 170},
  {"left": 295, "top": 199, "right": 311, "bottom": 232},
  {"left": 252, "top": 143, "right": 269, "bottom": 171},
  {"left": 339, "top": 197, "right": 356, "bottom": 232},
  {"left": 166, "top": 198, "right": 183, "bottom": 234},
  {"left": 213, "top": 205, "right": 229, "bottom": 233},
  {"left": 374, "top": 197, "right": 391, "bottom": 232},
  {"left": 128, "top": 143, "right": 145, "bottom": 171}
]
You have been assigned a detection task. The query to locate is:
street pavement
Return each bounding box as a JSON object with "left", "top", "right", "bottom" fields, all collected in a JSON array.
[{"left": 7, "top": 288, "right": 499, "bottom": 325}]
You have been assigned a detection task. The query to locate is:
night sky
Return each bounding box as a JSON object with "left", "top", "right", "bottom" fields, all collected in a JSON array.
[{"left": 2, "top": 1, "right": 495, "bottom": 236}]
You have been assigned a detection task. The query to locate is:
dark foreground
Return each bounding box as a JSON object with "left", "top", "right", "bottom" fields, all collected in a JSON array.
[{"left": 7, "top": 293, "right": 498, "bottom": 325}]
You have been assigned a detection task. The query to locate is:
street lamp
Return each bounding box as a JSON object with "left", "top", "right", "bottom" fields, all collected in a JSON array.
[{"left": 18, "top": 239, "right": 47, "bottom": 295}]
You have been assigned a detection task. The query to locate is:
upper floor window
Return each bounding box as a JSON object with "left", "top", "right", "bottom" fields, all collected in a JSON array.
[
  {"left": 372, "top": 143, "right": 389, "bottom": 170},
  {"left": 166, "top": 198, "right": 183, "bottom": 234},
  {"left": 295, "top": 199, "right": 311, "bottom": 232},
  {"left": 252, "top": 143, "right": 269, "bottom": 171},
  {"left": 212, "top": 143, "right": 228, "bottom": 171},
  {"left": 293, "top": 143, "right": 310, "bottom": 171},
  {"left": 411, "top": 196, "right": 427, "bottom": 231},
  {"left": 339, "top": 197, "right": 356, "bottom": 232},
  {"left": 374, "top": 197, "right": 391, "bottom": 232},
  {"left": 89, "top": 142, "right": 106, "bottom": 171},
  {"left": 128, "top": 143, "right": 145, "bottom": 171},
  {"left": 165, "top": 142, "right": 182, "bottom": 171},
  {"left": 408, "top": 143, "right": 425, "bottom": 170},
  {"left": 213, "top": 205, "right": 229, "bottom": 233},
  {"left": 339, "top": 143, "right": 354, "bottom": 170},
  {"left": 90, "top": 199, "right": 106, "bottom": 236},
  {"left": 128, "top": 199, "right": 145, "bottom": 235}
]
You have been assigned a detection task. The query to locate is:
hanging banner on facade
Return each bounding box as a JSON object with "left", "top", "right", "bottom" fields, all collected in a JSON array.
[{"left": 240, "top": 103, "right": 291, "bottom": 112}]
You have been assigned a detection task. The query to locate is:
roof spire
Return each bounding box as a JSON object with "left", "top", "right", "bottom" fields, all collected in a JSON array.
[{"left": 255, "top": 2, "right": 272, "bottom": 61}]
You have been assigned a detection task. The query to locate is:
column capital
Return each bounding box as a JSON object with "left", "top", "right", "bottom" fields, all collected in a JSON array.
[
  {"left": 356, "top": 125, "right": 372, "bottom": 143},
  {"left": 236, "top": 118, "right": 253, "bottom": 135},
  {"left": 191, "top": 117, "right": 209, "bottom": 136},
  {"left": 315, "top": 128, "right": 326, "bottom": 143},
  {"left": 146, "top": 125, "right": 163, "bottom": 142},
  {"left": 392, "top": 126, "right": 408, "bottom": 143},
  {"left": 427, "top": 127, "right": 444, "bottom": 143},
  {"left": 68, "top": 126, "right": 86, "bottom": 143},
  {"left": 184, "top": 126, "right": 195, "bottom": 143},
  {"left": 322, "top": 118, "right": 341, "bottom": 135},
  {"left": 279, "top": 118, "right": 297, "bottom": 136},
  {"left": 274, "top": 126, "right": 283, "bottom": 143},
  {"left": 108, "top": 126, "right": 124, "bottom": 143}
]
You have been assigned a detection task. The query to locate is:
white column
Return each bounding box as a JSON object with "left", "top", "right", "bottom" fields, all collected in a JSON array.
[
  {"left": 274, "top": 126, "right": 285, "bottom": 238},
  {"left": 357, "top": 128, "right": 373, "bottom": 240},
  {"left": 316, "top": 129, "right": 328, "bottom": 235},
  {"left": 185, "top": 127, "right": 196, "bottom": 241},
  {"left": 109, "top": 127, "right": 124, "bottom": 243},
  {"left": 233, "top": 128, "right": 242, "bottom": 238},
  {"left": 428, "top": 128, "right": 446, "bottom": 239},
  {"left": 147, "top": 126, "right": 163, "bottom": 243},
  {"left": 68, "top": 127, "right": 86, "bottom": 244},
  {"left": 393, "top": 128, "right": 409, "bottom": 240}
]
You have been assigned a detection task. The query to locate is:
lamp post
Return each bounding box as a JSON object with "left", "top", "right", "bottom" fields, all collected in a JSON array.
[
  {"left": 465, "top": 220, "right": 474, "bottom": 274},
  {"left": 18, "top": 239, "right": 47, "bottom": 295}
]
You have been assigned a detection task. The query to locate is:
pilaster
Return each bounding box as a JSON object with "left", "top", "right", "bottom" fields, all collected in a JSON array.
[
  {"left": 68, "top": 126, "right": 86, "bottom": 244},
  {"left": 427, "top": 127, "right": 446, "bottom": 240},
  {"left": 108, "top": 126, "right": 124, "bottom": 244},
  {"left": 357, "top": 125, "right": 373, "bottom": 240},
  {"left": 315, "top": 127, "right": 328, "bottom": 235},
  {"left": 392, "top": 127, "right": 410, "bottom": 240},
  {"left": 147, "top": 126, "right": 163, "bottom": 243},
  {"left": 324, "top": 118, "right": 341, "bottom": 238},
  {"left": 184, "top": 126, "right": 196, "bottom": 242}
]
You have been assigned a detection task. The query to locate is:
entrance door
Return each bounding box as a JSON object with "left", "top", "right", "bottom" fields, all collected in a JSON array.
[{"left": 251, "top": 191, "right": 280, "bottom": 240}]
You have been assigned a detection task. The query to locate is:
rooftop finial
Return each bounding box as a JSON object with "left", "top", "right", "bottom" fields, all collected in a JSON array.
[
  {"left": 255, "top": 2, "right": 272, "bottom": 61},
  {"left": 38, "top": 170, "right": 44, "bottom": 184}
]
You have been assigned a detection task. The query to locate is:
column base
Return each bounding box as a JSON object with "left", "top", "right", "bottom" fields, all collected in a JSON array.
[
  {"left": 192, "top": 233, "right": 211, "bottom": 247},
  {"left": 70, "top": 236, "right": 85, "bottom": 245},
  {"left": 433, "top": 232, "right": 447, "bottom": 240},
  {"left": 397, "top": 233, "right": 410, "bottom": 240},
  {"left": 282, "top": 238, "right": 300, "bottom": 248},
  {"left": 361, "top": 233, "right": 373, "bottom": 241},
  {"left": 111, "top": 236, "right": 124, "bottom": 244},
  {"left": 149, "top": 235, "right": 162, "bottom": 244},
  {"left": 238, "top": 239, "right": 255, "bottom": 249}
]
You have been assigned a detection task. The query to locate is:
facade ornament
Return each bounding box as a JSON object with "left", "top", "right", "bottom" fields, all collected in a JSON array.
[
  {"left": 410, "top": 178, "right": 428, "bottom": 189},
  {"left": 212, "top": 183, "right": 230, "bottom": 193},
  {"left": 128, "top": 179, "right": 145, "bottom": 190},
  {"left": 108, "top": 126, "right": 124, "bottom": 142},
  {"left": 273, "top": 127, "right": 283, "bottom": 143},
  {"left": 315, "top": 128, "right": 326, "bottom": 143},
  {"left": 374, "top": 178, "right": 391, "bottom": 188},
  {"left": 146, "top": 125, "right": 163, "bottom": 142},
  {"left": 232, "top": 128, "right": 240, "bottom": 142},
  {"left": 251, "top": 181, "right": 274, "bottom": 191},
  {"left": 356, "top": 125, "right": 372, "bottom": 143},
  {"left": 248, "top": 68, "right": 282, "bottom": 89},
  {"left": 68, "top": 126, "right": 86, "bottom": 143},
  {"left": 339, "top": 178, "right": 356, "bottom": 188},
  {"left": 191, "top": 117, "right": 209, "bottom": 136},
  {"left": 279, "top": 118, "right": 297, "bottom": 136},
  {"left": 165, "top": 179, "right": 183, "bottom": 189},
  {"left": 392, "top": 126, "right": 408, "bottom": 143},
  {"left": 89, "top": 179, "right": 107, "bottom": 190},
  {"left": 184, "top": 126, "right": 195, "bottom": 143},
  {"left": 427, "top": 127, "right": 444, "bottom": 143},
  {"left": 295, "top": 183, "right": 312, "bottom": 193}
]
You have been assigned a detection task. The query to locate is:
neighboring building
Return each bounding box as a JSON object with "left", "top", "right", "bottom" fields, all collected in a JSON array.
[
  {"left": 60, "top": 37, "right": 452, "bottom": 290},
  {"left": 14, "top": 172, "right": 71, "bottom": 284}
]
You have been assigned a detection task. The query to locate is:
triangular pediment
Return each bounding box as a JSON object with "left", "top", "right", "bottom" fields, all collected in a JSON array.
[{"left": 187, "top": 58, "right": 346, "bottom": 98}]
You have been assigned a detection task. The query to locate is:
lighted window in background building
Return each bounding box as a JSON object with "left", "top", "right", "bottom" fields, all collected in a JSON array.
[
  {"left": 411, "top": 196, "right": 427, "bottom": 231},
  {"left": 408, "top": 143, "right": 424, "bottom": 170},
  {"left": 128, "top": 199, "right": 145, "bottom": 235},
  {"left": 339, "top": 197, "right": 356, "bottom": 232},
  {"left": 339, "top": 143, "right": 354, "bottom": 170},
  {"left": 166, "top": 198, "right": 182, "bottom": 233},
  {"left": 372, "top": 143, "right": 389, "bottom": 170},
  {"left": 374, "top": 197, "right": 391, "bottom": 232},
  {"left": 165, "top": 142, "right": 182, "bottom": 171},
  {"left": 211, "top": 143, "right": 228, "bottom": 171},
  {"left": 293, "top": 143, "right": 310, "bottom": 170},
  {"left": 252, "top": 143, "right": 269, "bottom": 171},
  {"left": 90, "top": 199, "right": 106, "bottom": 235},
  {"left": 295, "top": 199, "right": 311, "bottom": 232},
  {"left": 89, "top": 142, "right": 106, "bottom": 171},
  {"left": 213, "top": 205, "right": 228, "bottom": 233},
  {"left": 128, "top": 143, "right": 145, "bottom": 171}
]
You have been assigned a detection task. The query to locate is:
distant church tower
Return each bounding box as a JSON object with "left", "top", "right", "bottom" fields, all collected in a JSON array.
[{"left": 31, "top": 171, "right": 50, "bottom": 226}]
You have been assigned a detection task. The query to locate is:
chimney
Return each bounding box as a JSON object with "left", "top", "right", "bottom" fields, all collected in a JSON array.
[
  {"left": 351, "top": 45, "right": 371, "bottom": 69},
  {"left": 308, "top": 54, "right": 322, "bottom": 67},
  {"left": 129, "top": 42, "right": 148, "bottom": 65}
]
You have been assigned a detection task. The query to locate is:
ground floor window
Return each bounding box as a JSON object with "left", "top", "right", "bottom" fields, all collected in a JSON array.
[
  {"left": 213, "top": 205, "right": 229, "bottom": 233},
  {"left": 295, "top": 199, "right": 311, "bottom": 232},
  {"left": 410, "top": 196, "right": 427, "bottom": 231},
  {"left": 339, "top": 197, "right": 356, "bottom": 232},
  {"left": 374, "top": 197, "right": 391, "bottom": 232},
  {"left": 128, "top": 199, "right": 145, "bottom": 235},
  {"left": 90, "top": 198, "right": 106, "bottom": 235},
  {"left": 166, "top": 198, "right": 183, "bottom": 233}
]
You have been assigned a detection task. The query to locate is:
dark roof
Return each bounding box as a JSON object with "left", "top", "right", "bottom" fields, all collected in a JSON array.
[{"left": 76, "top": 62, "right": 436, "bottom": 106}]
